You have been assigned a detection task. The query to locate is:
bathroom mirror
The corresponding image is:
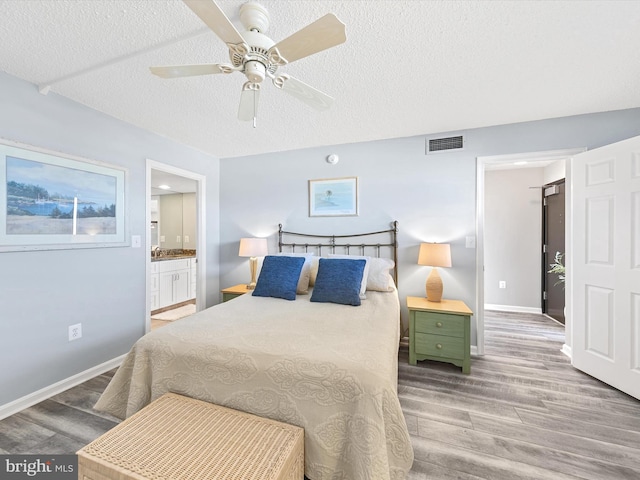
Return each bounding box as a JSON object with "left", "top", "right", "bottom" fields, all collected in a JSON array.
[{"left": 151, "top": 170, "right": 197, "bottom": 251}]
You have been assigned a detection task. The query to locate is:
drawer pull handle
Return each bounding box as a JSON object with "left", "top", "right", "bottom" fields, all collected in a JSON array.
[
  {"left": 436, "top": 343, "right": 443, "bottom": 350},
  {"left": 436, "top": 322, "right": 443, "bottom": 328}
]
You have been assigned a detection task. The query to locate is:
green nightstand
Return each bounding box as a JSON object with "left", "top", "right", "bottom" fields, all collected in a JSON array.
[
  {"left": 407, "top": 297, "right": 473, "bottom": 374},
  {"left": 221, "top": 284, "right": 250, "bottom": 302}
]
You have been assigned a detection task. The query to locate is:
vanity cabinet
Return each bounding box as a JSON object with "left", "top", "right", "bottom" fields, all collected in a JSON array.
[
  {"left": 156, "top": 259, "right": 191, "bottom": 309},
  {"left": 150, "top": 263, "right": 160, "bottom": 310}
]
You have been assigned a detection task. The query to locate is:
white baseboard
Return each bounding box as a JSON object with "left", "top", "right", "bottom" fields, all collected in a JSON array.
[
  {"left": 0, "top": 355, "right": 125, "bottom": 421},
  {"left": 561, "top": 343, "right": 572, "bottom": 359},
  {"left": 485, "top": 304, "right": 543, "bottom": 314}
]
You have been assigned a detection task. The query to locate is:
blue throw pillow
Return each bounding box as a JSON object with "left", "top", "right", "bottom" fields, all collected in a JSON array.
[
  {"left": 310, "top": 258, "right": 366, "bottom": 306},
  {"left": 252, "top": 255, "right": 305, "bottom": 301}
]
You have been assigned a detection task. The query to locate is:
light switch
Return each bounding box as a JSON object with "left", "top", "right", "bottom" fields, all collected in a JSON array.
[
  {"left": 465, "top": 236, "right": 476, "bottom": 248},
  {"left": 131, "top": 235, "right": 141, "bottom": 248}
]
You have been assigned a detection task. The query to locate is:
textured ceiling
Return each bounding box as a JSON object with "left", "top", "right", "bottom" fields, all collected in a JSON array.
[{"left": 1, "top": 0, "right": 639, "bottom": 159}]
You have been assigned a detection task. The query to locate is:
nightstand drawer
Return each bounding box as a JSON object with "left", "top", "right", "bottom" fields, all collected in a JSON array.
[
  {"left": 414, "top": 311, "right": 464, "bottom": 337},
  {"left": 414, "top": 333, "right": 464, "bottom": 360},
  {"left": 221, "top": 284, "right": 250, "bottom": 303},
  {"left": 223, "top": 292, "right": 243, "bottom": 302}
]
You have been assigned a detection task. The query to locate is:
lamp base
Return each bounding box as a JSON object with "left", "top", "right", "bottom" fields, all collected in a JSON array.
[
  {"left": 426, "top": 267, "right": 443, "bottom": 302},
  {"left": 247, "top": 256, "right": 258, "bottom": 290}
]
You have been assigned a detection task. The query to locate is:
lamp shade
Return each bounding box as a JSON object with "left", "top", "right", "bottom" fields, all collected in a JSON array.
[
  {"left": 238, "top": 238, "right": 268, "bottom": 257},
  {"left": 417, "top": 243, "right": 452, "bottom": 268}
]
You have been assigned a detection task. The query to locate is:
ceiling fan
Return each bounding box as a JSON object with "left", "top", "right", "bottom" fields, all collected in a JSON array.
[{"left": 150, "top": 0, "right": 346, "bottom": 125}]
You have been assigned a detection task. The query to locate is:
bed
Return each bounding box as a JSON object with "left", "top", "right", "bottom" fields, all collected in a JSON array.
[{"left": 95, "top": 222, "right": 414, "bottom": 480}]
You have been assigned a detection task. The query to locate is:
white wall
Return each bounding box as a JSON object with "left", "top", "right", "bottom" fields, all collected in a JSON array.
[
  {"left": 544, "top": 159, "right": 566, "bottom": 185},
  {"left": 0, "top": 72, "right": 221, "bottom": 409},
  {"left": 484, "top": 168, "right": 544, "bottom": 311}
]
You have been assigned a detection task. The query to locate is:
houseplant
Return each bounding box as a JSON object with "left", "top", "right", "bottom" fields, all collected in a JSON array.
[{"left": 548, "top": 251, "right": 565, "bottom": 287}]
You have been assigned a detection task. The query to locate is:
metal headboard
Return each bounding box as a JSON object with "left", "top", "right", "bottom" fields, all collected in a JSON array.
[{"left": 278, "top": 221, "right": 399, "bottom": 285}]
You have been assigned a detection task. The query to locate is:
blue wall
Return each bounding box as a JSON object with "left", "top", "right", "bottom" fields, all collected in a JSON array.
[
  {"left": 219, "top": 108, "right": 640, "bottom": 342},
  {"left": 3, "top": 64, "right": 640, "bottom": 412},
  {"left": 0, "top": 72, "right": 220, "bottom": 407}
]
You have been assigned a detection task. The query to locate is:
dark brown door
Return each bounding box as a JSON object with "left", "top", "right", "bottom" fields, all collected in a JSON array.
[{"left": 543, "top": 181, "right": 565, "bottom": 324}]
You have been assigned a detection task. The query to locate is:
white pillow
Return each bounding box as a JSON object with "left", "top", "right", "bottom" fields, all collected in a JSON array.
[
  {"left": 309, "top": 256, "right": 320, "bottom": 286},
  {"left": 276, "top": 252, "right": 314, "bottom": 294},
  {"left": 366, "top": 257, "right": 395, "bottom": 292},
  {"left": 328, "top": 254, "right": 370, "bottom": 299}
]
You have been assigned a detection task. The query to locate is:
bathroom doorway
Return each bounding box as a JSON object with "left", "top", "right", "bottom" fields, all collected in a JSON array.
[{"left": 146, "top": 160, "right": 206, "bottom": 332}]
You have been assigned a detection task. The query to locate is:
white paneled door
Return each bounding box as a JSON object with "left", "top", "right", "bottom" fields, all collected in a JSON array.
[{"left": 571, "top": 135, "right": 640, "bottom": 400}]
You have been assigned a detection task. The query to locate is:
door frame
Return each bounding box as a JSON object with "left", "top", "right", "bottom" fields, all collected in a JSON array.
[
  {"left": 475, "top": 148, "right": 585, "bottom": 355},
  {"left": 146, "top": 159, "right": 207, "bottom": 333}
]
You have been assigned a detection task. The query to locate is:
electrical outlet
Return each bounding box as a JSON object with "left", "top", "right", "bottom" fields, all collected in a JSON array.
[
  {"left": 68, "top": 323, "right": 82, "bottom": 341},
  {"left": 499, "top": 281, "right": 507, "bottom": 289},
  {"left": 176, "top": 235, "right": 181, "bottom": 243},
  {"left": 184, "top": 235, "right": 189, "bottom": 243}
]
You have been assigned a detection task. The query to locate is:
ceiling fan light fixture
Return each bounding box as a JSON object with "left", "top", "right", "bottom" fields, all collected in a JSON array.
[{"left": 244, "top": 60, "right": 266, "bottom": 83}]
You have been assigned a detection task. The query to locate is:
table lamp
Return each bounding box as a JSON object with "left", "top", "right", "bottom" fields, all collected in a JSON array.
[
  {"left": 418, "top": 243, "right": 452, "bottom": 302},
  {"left": 238, "top": 237, "right": 268, "bottom": 290}
]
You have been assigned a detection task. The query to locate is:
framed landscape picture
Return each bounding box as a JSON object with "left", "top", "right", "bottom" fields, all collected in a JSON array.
[
  {"left": 309, "top": 176, "right": 358, "bottom": 217},
  {"left": 0, "top": 139, "right": 128, "bottom": 252}
]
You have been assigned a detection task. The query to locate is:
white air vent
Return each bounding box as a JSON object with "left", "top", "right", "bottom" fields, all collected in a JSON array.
[{"left": 426, "top": 135, "right": 464, "bottom": 154}]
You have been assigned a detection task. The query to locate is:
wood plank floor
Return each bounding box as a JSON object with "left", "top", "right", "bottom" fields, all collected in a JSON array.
[
  {"left": 1, "top": 310, "right": 639, "bottom": 479},
  {"left": 400, "top": 310, "right": 640, "bottom": 480}
]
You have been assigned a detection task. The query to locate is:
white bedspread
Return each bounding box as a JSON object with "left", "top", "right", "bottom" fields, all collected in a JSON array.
[{"left": 95, "top": 289, "right": 414, "bottom": 480}]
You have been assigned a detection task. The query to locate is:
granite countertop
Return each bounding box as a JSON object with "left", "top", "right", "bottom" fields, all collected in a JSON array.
[
  {"left": 151, "top": 254, "right": 196, "bottom": 262},
  {"left": 151, "top": 249, "right": 196, "bottom": 262}
]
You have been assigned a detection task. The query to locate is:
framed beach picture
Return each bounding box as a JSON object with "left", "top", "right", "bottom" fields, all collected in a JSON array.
[
  {"left": 0, "top": 139, "right": 128, "bottom": 252},
  {"left": 309, "top": 176, "right": 358, "bottom": 217}
]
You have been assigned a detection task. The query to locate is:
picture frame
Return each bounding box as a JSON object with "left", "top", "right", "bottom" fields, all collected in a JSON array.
[
  {"left": 309, "top": 176, "right": 358, "bottom": 217},
  {"left": 0, "top": 139, "right": 128, "bottom": 252}
]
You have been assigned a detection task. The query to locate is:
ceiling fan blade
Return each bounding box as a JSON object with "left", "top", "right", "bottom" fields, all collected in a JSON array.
[
  {"left": 268, "top": 13, "right": 346, "bottom": 65},
  {"left": 182, "top": 0, "right": 246, "bottom": 47},
  {"left": 274, "top": 75, "right": 333, "bottom": 110},
  {"left": 238, "top": 83, "right": 261, "bottom": 122},
  {"left": 150, "top": 64, "right": 231, "bottom": 79}
]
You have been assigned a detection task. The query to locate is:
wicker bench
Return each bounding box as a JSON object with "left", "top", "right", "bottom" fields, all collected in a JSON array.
[{"left": 78, "top": 392, "right": 304, "bottom": 480}]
